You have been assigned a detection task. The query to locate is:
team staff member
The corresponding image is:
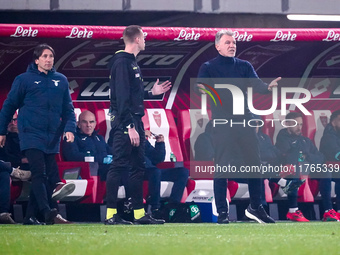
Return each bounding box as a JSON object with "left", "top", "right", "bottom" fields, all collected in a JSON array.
[
  {"left": 319, "top": 110, "right": 340, "bottom": 220},
  {"left": 0, "top": 44, "right": 76, "bottom": 225},
  {"left": 197, "top": 30, "right": 280, "bottom": 224},
  {"left": 106, "top": 25, "right": 171, "bottom": 225},
  {"left": 276, "top": 112, "right": 338, "bottom": 222},
  {"left": 144, "top": 130, "right": 189, "bottom": 219},
  {"left": 62, "top": 110, "right": 112, "bottom": 181}
]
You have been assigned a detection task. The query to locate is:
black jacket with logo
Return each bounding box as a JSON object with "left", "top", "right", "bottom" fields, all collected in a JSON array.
[{"left": 109, "top": 51, "right": 150, "bottom": 127}]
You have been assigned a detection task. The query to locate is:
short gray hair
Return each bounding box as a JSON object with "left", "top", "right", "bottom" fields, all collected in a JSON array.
[{"left": 215, "top": 30, "right": 234, "bottom": 44}]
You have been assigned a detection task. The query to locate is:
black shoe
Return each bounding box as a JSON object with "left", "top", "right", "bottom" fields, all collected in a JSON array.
[
  {"left": 104, "top": 214, "right": 133, "bottom": 225},
  {"left": 134, "top": 213, "right": 165, "bottom": 225},
  {"left": 151, "top": 209, "right": 165, "bottom": 220},
  {"left": 23, "top": 217, "right": 46, "bottom": 225},
  {"left": 217, "top": 212, "right": 229, "bottom": 224},
  {"left": 45, "top": 208, "right": 58, "bottom": 225},
  {"left": 245, "top": 205, "right": 275, "bottom": 224}
]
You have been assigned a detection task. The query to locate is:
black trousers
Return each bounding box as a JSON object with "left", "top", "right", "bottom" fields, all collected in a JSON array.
[
  {"left": 212, "top": 123, "right": 262, "bottom": 214},
  {"left": 106, "top": 118, "right": 145, "bottom": 210},
  {"left": 0, "top": 161, "right": 11, "bottom": 214},
  {"left": 24, "top": 149, "right": 60, "bottom": 218}
]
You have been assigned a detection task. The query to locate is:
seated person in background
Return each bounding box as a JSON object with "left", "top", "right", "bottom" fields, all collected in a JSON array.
[
  {"left": 0, "top": 160, "right": 28, "bottom": 224},
  {"left": 255, "top": 123, "right": 281, "bottom": 206},
  {"left": 62, "top": 110, "right": 112, "bottom": 181},
  {"left": 144, "top": 130, "right": 189, "bottom": 219},
  {"left": 0, "top": 113, "right": 31, "bottom": 224},
  {"left": 194, "top": 120, "right": 214, "bottom": 161},
  {"left": 276, "top": 112, "right": 338, "bottom": 222},
  {"left": 3, "top": 112, "right": 30, "bottom": 172},
  {"left": 319, "top": 110, "right": 340, "bottom": 220},
  {"left": 0, "top": 161, "right": 16, "bottom": 224},
  {"left": 255, "top": 120, "right": 303, "bottom": 204}
]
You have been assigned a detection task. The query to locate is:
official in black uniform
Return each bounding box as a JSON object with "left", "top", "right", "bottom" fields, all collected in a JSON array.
[{"left": 105, "top": 25, "right": 171, "bottom": 225}]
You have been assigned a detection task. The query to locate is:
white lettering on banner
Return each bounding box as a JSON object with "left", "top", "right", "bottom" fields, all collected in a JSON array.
[
  {"left": 174, "top": 29, "right": 200, "bottom": 41},
  {"left": 10, "top": 26, "right": 38, "bottom": 38},
  {"left": 270, "top": 31, "right": 297, "bottom": 42},
  {"left": 234, "top": 31, "right": 253, "bottom": 42},
  {"left": 66, "top": 27, "right": 93, "bottom": 39},
  {"left": 80, "top": 82, "right": 97, "bottom": 97},
  {"left": 78, "top": 82, "right": 110, "bottom": 97},
  {"left": 93, "top": 82, "right": 110, "bottom": 97},
  {"left": 323, "top": 30, "right": 340, "bottom": 41}
]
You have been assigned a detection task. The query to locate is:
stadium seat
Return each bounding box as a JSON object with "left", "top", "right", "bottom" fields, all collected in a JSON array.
[
  {"left": 10, "top": 180, "right": 23, "bottom": 204},
  {"left": 142, "top": 108, "right": 184, "bottom": 163},
  {"left": 141, "top": 108, "right": 190, "bottom": 202},
  {"left": 94, "top": 108, "right": 111, "bottom": 141},
  {"left": 177, "top": 109, "right": 211, "bottom": 162}
]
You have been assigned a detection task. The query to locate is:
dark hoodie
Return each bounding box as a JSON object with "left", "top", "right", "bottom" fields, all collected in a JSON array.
[
  {"left": 320, "top": 123, "right": 340, "bottom": 161},
  {"left": 275, "top": 128, "right": 324, "bottom": 166},
  {"left": 109, "top": 51, "right": 150, "bottom": 127},
  {"left": 0, "top": 63, "right": 76, "bottom": 154},
  {"left": 62, "top": 128, "right": 111, "bottom": 163}
]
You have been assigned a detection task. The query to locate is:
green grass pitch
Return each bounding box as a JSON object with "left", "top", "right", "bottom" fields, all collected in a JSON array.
[{"left": 1, "top": 222, "right": 340, "bottom": 255}]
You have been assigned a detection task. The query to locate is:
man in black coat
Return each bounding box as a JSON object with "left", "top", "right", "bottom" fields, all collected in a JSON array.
[{"left": 105, "top": 25, "right": 171, "bottom": 225}]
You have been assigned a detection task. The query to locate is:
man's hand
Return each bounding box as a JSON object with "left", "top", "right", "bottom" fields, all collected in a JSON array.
[
  {"left": 0, "top": 135, "right": 6, "bottom": 148},
  {"left": 145, "top": 130, "right": 152, "bottom": 139},
  {"left": 151, "top": 79, "right": 172, "bottom": 95},
  {"left": 128, "top": 128, "right": 140, "bottom": 147},
  {"left": 65, "top": 132, "right": 74, "bottom": 143},
  {"left": 155, "top": 134, "right": 164, "bottom": 143},
  {"left": 268, "top": 77, "right": 281, "bottom": 91},
  {"left": 197, "top": 83, "right": 206, "bottom": 94}
]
